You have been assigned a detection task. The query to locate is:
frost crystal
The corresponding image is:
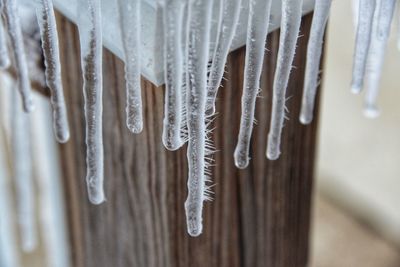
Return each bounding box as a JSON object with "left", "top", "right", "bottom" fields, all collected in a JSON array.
[
  {"left": 77, "top": 0, "right": 105, "bottom": 205},
  {"left": 234, "top": 0, "right": 272, "bottom": 169},
  {"left": 266, "top": 0, "right": 303, "bottom": 161},
  {"left": 117, "top": 0, "right": 143, "bottom": 134},
  {"left": 35, "top": 0, "right": 70, "bottom": 143}
]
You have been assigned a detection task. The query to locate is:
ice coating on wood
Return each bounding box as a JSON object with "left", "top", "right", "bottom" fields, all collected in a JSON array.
[
  {"left": 35, "top": 0, "right": 70, "bottom": 143},
  {"left": 300, "top": 0, "right": 332, "bottom": 125},
  {"left": 234, "top": 0, "right": 272, "bottom": 169},
  {"left": 117, "top": 0, "right": 143, "bottom": 134},
  {"left": 11, "top": 89, "right": 37, "bottom": 252},
  {"left": 77, "top": 0, "right": 105, "bottom": 205},
  {"left": 0, "top": 18, "right": 10, "bottom": 69},
  {"left": 351, "top": 0, "right": 376, "bottom": 94},
  {"left": 206, "top": 0, "right": 242, "bottom": 116},
  {"left": 364, "top": 0, "right": 395, "bottom": 118},
  {"left": 266, "top": 0, "right": 303, "bottom": 160},
  {"left": 162, "top": 0, "right": 185, "bottom": 150},
  {"left": 184, "top": 0, "right": 213, "bottom": 237},
  {"left": 2, "top": 0, "right": 34, "bottom": 112}
]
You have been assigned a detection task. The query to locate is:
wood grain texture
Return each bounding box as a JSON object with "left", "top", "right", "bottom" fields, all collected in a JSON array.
[{"left": 56, "top": 12, "right": 321, "bottom": 267}]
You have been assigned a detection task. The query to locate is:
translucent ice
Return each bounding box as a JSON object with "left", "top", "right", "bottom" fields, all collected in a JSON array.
[
  {"left": 234, "top": 0, "right": 272, "bottom": 169},
  {"left": 77, "top": 0, "right": 105, "bottom": 204},
  {"left": 267, "top": 0, "right": 303, "bottom": 160},
  {"left": 35, "top": 0, "right": 70, "bottom": 143},
  {"left": 0, "top": 18, "right": 10, "bottom": 69},
  {"left": 117, "top": 0, "right": 143, "bottom": 134}
]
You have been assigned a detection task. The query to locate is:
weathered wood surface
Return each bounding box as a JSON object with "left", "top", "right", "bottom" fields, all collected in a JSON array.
[{"left": 56, "top": 12, "right": 321, "bottom": 267}]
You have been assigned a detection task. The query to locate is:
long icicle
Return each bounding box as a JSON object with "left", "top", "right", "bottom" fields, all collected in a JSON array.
[
  {"left": 266, "top": 0, "right": 303, "bottom": 160},
  {"left": 299, "top": 0, "right": 332, "bottom": 125},
  {"left": 117, "top": 0, "right": 143, "bottom": 134},
  {"left": 364, "top": 0, "right": 395, "bottom": 118},
  {"left": 35, "top": 0, "right": 70, "bottom": 143},
  {"left": 185, "top": 0, "right": 213, "bottom": 237},
  {"left": 2, "top": 0, "right": 34, "bottom": 112},
  {"left": 162, "top": 0, "right": 185, "bottom": 151},
  {"left": 78, "top": 0, "right": 105, "bottom": 204},
  {"left": 351, "top": 0, "right": 376, "bottom": 94},
  {"left": 11, "top": 88, "right": 37, "bottom": 252},
  {"left": 0, "top": 18, "right": 10, "bottom": 69},
  {"left": 206, "top": 0, "right": 242, "bottom": 115},
  {"left": 234, "top": 0, "right": 272, "bottom": 169}
]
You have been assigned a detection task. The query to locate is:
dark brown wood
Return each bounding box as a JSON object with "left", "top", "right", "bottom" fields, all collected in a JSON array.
[{"left": 56, "top": 12, "right": 321, "bottom": 267}]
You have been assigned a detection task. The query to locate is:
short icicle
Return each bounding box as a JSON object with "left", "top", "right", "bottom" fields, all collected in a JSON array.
[
  {"left": 35, "top": 0, "right": 70, "bottom": 143},
  {"left": 117, "top": 0, "right": 143, "bottom": 134},
  {"left": 299, "top": 0, "right": 332, "bottom": 125},
  {"left": 11, "top": 88, "right": 37, "bottom": 252},
  {"left": 2, "top": 0, "right": 34, "bottom": 112},
  {"left": 351, "top": 0, "right": 376, "bottom": 94},
  {"left": 206, "top": 0, "right": 242, "bottom": 115},
  {"left": 0, "top": 18, "right": 10, "bottom": 69},
  {"left": 185, "top": 0, "right": 213, "bottom": 237},
  {"left": 234, "top": 0, "right": 272, "bottom": 169},
  {"left": 162, "top": 0, "right": 185, "bottom": 150},
  {"left": 364, "top": 0, "right": 395, "bottom": 118},
  {"left": 266, "top": 0, "right": 303, "bottom": 160},
  {"left": 77, "top": 0, "right": 105, "bottom": 204}
]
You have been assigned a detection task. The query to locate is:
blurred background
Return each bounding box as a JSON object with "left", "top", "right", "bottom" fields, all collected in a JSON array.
[
  {"left": 0, "top": 1, "right": 400, "bottom": 267},
  {"left": 312, "top": 1, "right": 400, "bottom": 266}
]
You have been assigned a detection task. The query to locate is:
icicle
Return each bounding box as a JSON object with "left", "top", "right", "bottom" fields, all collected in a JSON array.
[
  {"left": 0, "top": 18, "right": 10, "bottom": 69},
  {"left": 2, "top": 0, "right": 34, "bottom": 112},
  {"left": 351, "top": 0, "right": 376, "bottom": 94},
  {"left": 234, "top": 0, "right": 272, "bottom": 169},
  {"left": 185, "top": 0, "right": 213, "bottom": 237},
  {"left": 397, "top": 2, "right": 400, "bottom": 50},
  {"left": 77, "top": 0, "right": 105, "bottom": 204},
  {"left": 266, "top": 0, "right": 303, "bottom": 160},
  {"left": 206, "top": 0, "right": 242, "bottom": 115},
  {"left": 11, "top": 88, "right": 37, "bottom": 252},
  {"left": 117, "top": 0, "right": 143, "bottom": 134},
  {"left": 299, "top": 0, "right": 332, "bottom": 125},
  {"left": 35, "top": 0, "right": 70, "bottom": 143},
  {"left": 161, "top": 0, "right": 185, "bottom": 151},
  {"left": 364, "top": 0, "right": 395, "bottom": 118}
]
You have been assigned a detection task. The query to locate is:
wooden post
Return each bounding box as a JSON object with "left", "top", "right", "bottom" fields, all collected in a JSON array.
[{"left": 56, "top": 12, "right": 321, "bottom": 267}]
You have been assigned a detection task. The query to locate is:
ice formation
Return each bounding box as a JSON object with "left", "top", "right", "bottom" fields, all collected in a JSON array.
[
  {"left": 184, "top": 0, "right": 213, "bottom": 237},
  {"left": 117, "top": 0, "right": 143, "bottom": 134},
  {"left": 300, "top": 0, "right": 332, "bottom": 125},
  {"left": 234, "top": 0, "right": 272, "bottom": 169},
  {"left": 267, "top": 0, "right": 303, "bottom": 160},
  {"left": 77, "top": 0, "right": 105, "bottom": 205},
  {"left": 11, "top": 89, "right": 37, "bottom": 252},
  {"left": 162, "top": 0, "right": 185, "bottom": 150},
  {"left": 1, "top": 0, "right": 397, "bottom": 237},
  {"left": 35, "top": 0, "right": 70, "bottom": 143},
  {"left": 363, "top": 0, "right": 395, "bottom": 118},
  {"left": 1, "top": 0, "right": 34, "bottom": 112}
]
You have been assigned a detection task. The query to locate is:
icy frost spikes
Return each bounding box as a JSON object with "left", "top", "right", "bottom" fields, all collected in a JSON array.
[
  {"left": 184, "top": 0, "right": 213, "bottom": 237},
  {"left": 36, "top": 0, "right": 70, "bottom": 143},
  {"left": 299, "top": 0, "right": 332, "bottom": 125},
  {"left": 2, "top": 0, "right": 34, "bottom": 112},
  {"left": 0, "top": 18, "right": 10, "bottom": 69},
  {"left": 234, "top": 0, "right": 272, "bottom": 169},
  {"left": 162, "top": 0, "right": 185, "bottom": 151},
  {"left": 351, "top": 0, "right": 376, "bottom": 94},
  {"left": 266, "top": 0, "right": 303, "bottom": 160},
  {"left": 78, "top": 0, "right": 105, "bottom": 205},
  {"left": 206, "top": 0, "right": 242, "bottom": 116},
  {"left": 117, "top": 0, "right": 143, "bottom": 134}
]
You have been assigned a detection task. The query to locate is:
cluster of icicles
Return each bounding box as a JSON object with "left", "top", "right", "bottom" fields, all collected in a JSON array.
[{"left": 0, "top": 0, "right": 395, "bottom": 237}]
